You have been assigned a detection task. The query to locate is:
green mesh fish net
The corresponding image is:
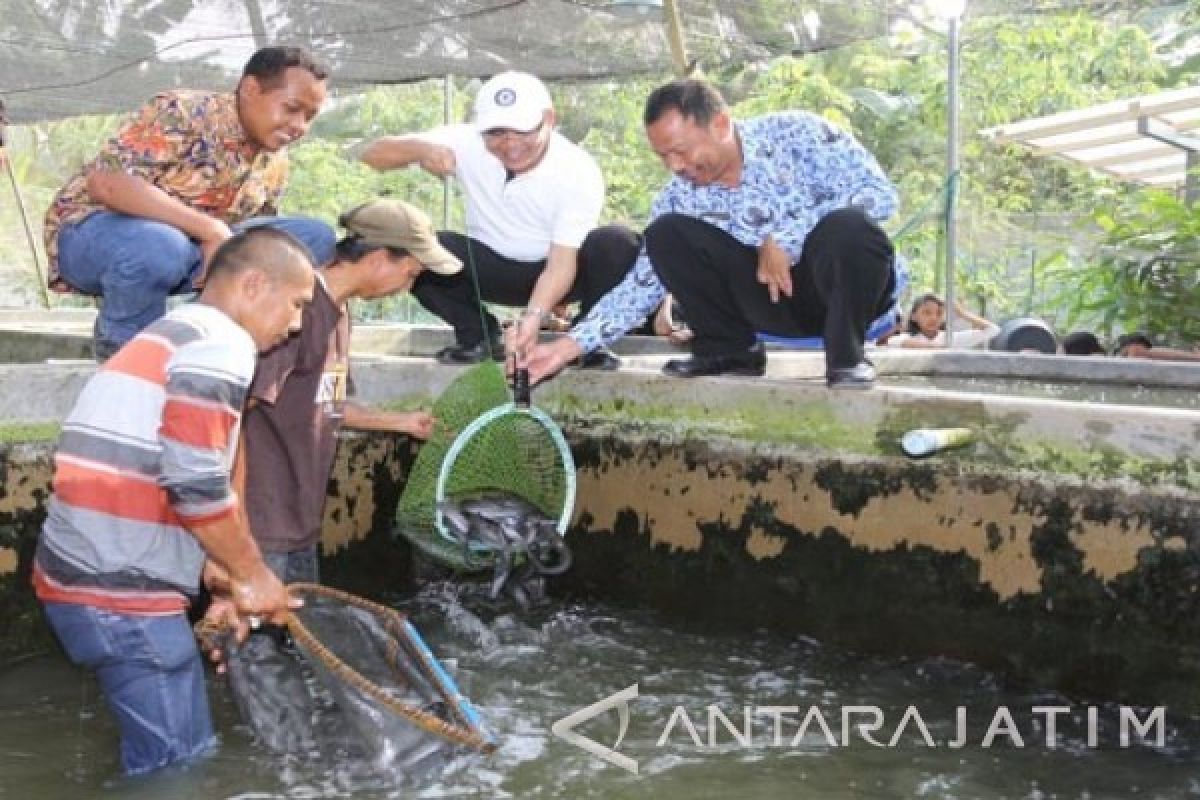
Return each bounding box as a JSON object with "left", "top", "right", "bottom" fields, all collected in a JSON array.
[{"left": 394, "top": 362, "right": 575, "bottom": 574}]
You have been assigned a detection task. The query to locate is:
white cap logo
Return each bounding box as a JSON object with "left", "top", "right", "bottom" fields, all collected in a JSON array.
[{"left": 474, "top": 71, "right": 551, "bottom": 132}]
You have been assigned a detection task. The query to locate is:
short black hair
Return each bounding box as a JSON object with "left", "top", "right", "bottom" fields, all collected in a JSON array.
[
  {"left": 208, "top": 227, "right": 312, "bottom": 283},
  {"left": 644, "top": 79, "right": 727, "bottom": 128},
  {"left": 1114, "top": 331, "right": 1154, "bottom": 354},
  {"left": 335, "top": 235, "right": 410, "bottom": 263},
  {"left": 1061, "top": 331, "right": 1105, "bottom": 356},
  {"left": 241, "top": 46, "right": 329, "bottom": 90}
]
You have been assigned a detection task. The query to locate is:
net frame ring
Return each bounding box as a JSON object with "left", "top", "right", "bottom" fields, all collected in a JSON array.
[{"left": 434, "top": 401, "right": 577, "bottom": 551}]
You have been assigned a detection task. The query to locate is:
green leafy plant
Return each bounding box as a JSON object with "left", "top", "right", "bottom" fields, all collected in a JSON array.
[{"left": 1048, "top": 189, "right": 1200, "bottom": 345}]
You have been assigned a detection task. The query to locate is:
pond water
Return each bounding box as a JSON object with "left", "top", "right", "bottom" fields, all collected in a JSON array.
[{"left": 2, "top": 584, "right": 1199, "bottom": 800}]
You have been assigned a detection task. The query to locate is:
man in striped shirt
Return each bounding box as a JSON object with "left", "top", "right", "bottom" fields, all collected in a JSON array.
[{"left": 32, "top": 226, "right": 316, "bottom": 775}]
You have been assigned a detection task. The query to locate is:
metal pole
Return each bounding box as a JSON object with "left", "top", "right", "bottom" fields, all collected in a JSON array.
[
  {"left": 442, "top": 74, "right": 454, "bottom": 228},
  {"left": 662, "top": 0, "right": 692, "bottom": 76},
  {"left": 1, "top": 141, "right": 52, "bottom": 309},
  {"left": 943, "top": 14, "right": 960, "bottom": 347},
  {"left": 1186, "top": 149, "right": 1199, "bottom": 207},
  {"left": 242, "top": 0, "right": 269, "bottom": 48}
]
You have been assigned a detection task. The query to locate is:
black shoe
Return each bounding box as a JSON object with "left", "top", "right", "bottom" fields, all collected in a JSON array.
[
  {"left": 662, "top": 343, "right": 766, "bottom": 378},
  {"left": 92, "top": 317, "right": 119, "bottom": 362},
  {"left": 576, "top": 347, "right": 620, "bottom": 371},
  {"left": 435, "top": 337, "right": 503, "bottom": 365},
  {"left": 827, "top": 361, "right": 876, "bottom": 390}
]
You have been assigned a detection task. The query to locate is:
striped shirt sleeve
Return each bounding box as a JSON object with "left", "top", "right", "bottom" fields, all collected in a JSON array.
[{"left": 158, "top": 334, "right": 253, "bottom": 525}]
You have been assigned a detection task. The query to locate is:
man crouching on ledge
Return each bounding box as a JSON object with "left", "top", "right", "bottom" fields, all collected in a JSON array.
[{"left": 520, "top": 78, "right": 905, "bottom": 390}]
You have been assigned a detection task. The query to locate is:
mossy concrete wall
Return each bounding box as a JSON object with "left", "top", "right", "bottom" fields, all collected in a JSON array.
[
  {"left": 560, "top": 429, "right": 1199, "bottom": 709},
  {"left": 0, "top": 441, "right": 56, "bottom": 660},
  {"left": 523, "top": 370, "right": 1198, "bottom": 708},
  {"left": 2, "top": 356, "right": 1198, "bottom": 713}
]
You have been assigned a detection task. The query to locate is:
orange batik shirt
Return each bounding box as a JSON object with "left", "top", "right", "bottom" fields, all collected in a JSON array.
[{"left": 42, "top": 90, "right": 289, "bottom": 291}]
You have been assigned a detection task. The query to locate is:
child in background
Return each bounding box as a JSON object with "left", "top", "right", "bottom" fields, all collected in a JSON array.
[
  {"left": 1113, "top": 332, "right": 1200, "bottom": 362},
  {"left": 886, "top": 292, "right": 999, "bottom": 349}
]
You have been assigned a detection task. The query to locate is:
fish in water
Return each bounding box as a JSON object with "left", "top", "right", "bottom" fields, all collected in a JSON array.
[{"left": 437, "top": 490, "right": 572, "bottom": 606}]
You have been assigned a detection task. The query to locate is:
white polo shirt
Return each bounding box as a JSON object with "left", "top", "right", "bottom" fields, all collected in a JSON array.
[{"left": 422, "top": 123, "right": 605, "bottom": 263}]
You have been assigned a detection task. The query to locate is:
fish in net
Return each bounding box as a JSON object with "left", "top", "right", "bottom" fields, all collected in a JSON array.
[
  {"left": 394, "top": 362, "right": 575, "bottom": 604},
  {"left": 438, "top": 490, "right": 572, "bottom": 606},
  {"left": 198, "top": 584, "right": 494, "bottom": 777}
]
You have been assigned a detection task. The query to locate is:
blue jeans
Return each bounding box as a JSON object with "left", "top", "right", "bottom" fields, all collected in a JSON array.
[
  {"left": 42, "top": 602, "right": 216, "bottom": 775},
  {"left": 56, "top": 212, "right": 337, "bottom": 347},
  {"left": 261, "top": 545, "right": 320, "bottom": 584}
]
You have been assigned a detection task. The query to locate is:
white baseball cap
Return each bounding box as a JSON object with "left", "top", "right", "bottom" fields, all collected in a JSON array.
[{"left": 473, "top": 71, "right": 553, "bottom": 133}]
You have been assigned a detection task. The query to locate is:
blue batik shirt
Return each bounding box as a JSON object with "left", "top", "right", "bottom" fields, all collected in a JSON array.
[{"left": 571, "top": 111, "right": 903, "bottom": 353}]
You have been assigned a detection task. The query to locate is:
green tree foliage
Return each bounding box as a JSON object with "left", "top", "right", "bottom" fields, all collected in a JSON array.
[
  {"left": 3, "top": 4, "right": 1196, "bottom": 338},
  {"left": 568, "top": 78, "right": 670, "bottom": 227},
  {"left": 280, "top": 82, "right": 474, "bottom": 231},
  {"left": 1048, "top": 190, "right": 1200, "bottom": 344}
]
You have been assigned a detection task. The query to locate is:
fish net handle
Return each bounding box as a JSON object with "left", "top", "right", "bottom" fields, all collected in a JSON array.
[{"left": 195, "top": 583, "right": 496, "bottom": 754}]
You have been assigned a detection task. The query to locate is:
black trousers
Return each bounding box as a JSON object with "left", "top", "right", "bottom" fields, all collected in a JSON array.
[
  {"left": 645, "top": 209, "right": 895, "bottom": 370},
  {"left": 411, "top": 226, "right": 642, "bottom": 346}
]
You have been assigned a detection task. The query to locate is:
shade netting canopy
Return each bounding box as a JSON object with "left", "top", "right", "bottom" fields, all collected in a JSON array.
[{"left": 1, "top": 0, "right": 1177, "bottom": 123}]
